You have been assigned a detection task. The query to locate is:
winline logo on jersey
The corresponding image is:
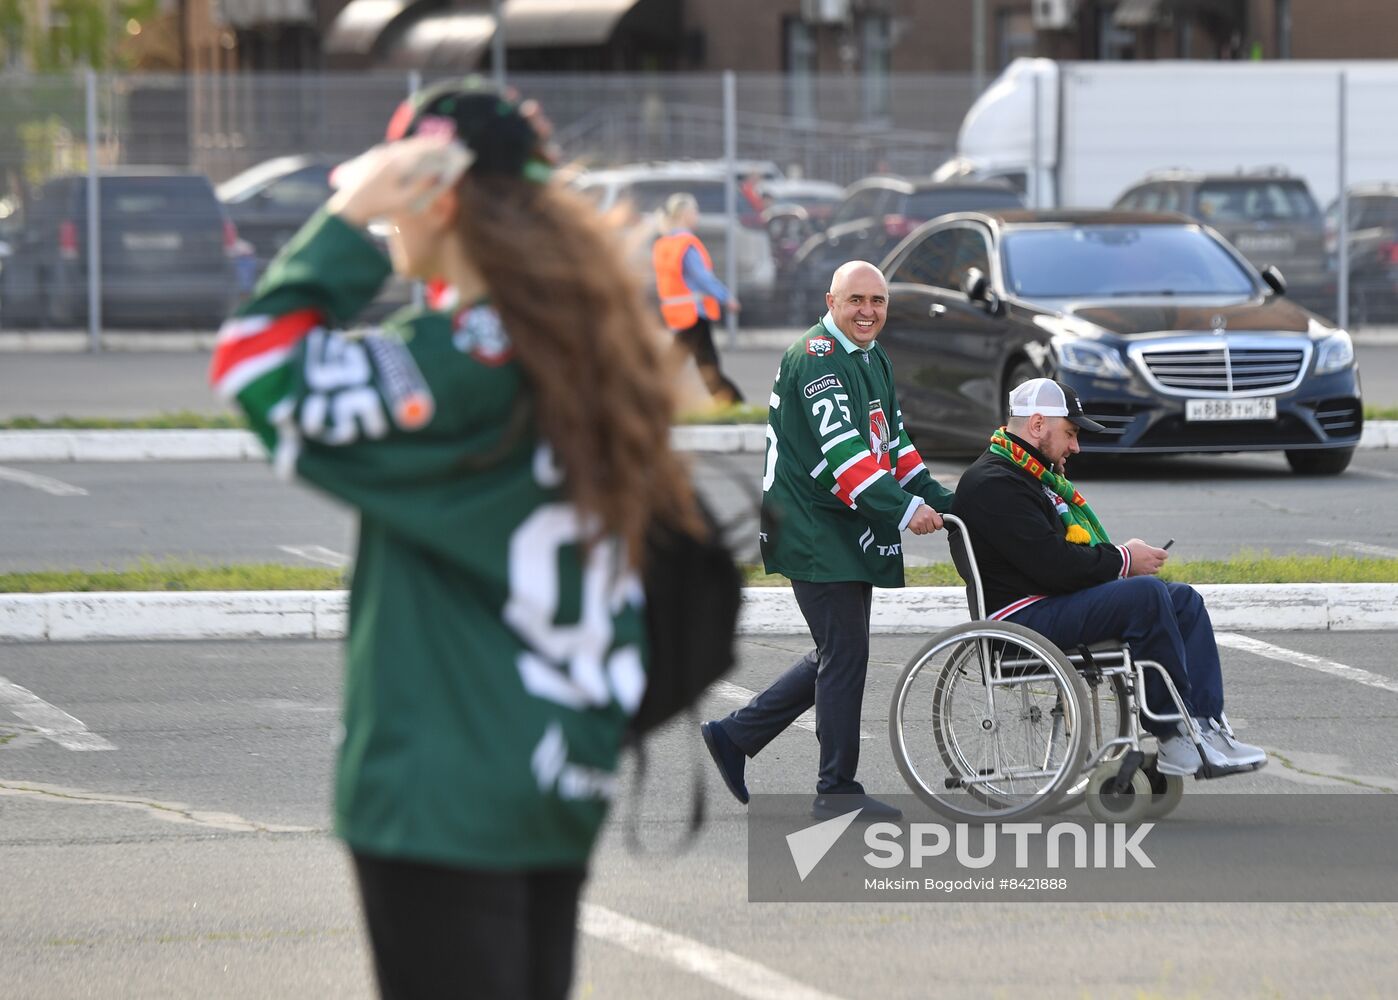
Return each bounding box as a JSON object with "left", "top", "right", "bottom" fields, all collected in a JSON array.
[{"left": 745, "top": 794, "right": 1398, "bottom": 904}]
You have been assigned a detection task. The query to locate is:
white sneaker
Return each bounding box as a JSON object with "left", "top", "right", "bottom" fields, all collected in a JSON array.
[
  {"left": 1154, "top": 730, "right": 1203, "bottom": 776},
  {"left": 1202, "top": 717, "right": 1267, "bottom": 767}
]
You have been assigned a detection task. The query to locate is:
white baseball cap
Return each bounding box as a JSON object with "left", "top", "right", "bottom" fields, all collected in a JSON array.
[{"left": 1008, "top": 377, "right": 1106, "bottom": 433}]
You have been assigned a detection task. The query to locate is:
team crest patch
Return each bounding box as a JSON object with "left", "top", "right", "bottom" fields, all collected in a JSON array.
[
  {"left": 803, "top": 374, "right": 843, "bottom": 399},
  {"left": 805, "top": 336, "right": 835, "bottom": 357},
  {"left": 453, "top": 306, "right": 513, "bottom": 365},
  {"left": 868, "top": 401, "right": 893, "bottom": 470}
]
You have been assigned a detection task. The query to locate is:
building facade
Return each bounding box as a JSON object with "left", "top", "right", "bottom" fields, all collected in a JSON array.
[{"left": 133, "top": 1, "right": 1398, "bottom": 77}]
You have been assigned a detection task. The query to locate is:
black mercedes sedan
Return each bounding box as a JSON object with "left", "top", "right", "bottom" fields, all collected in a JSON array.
[{"left": 878, "top": 210, "right": 1363, "bottom": 475}]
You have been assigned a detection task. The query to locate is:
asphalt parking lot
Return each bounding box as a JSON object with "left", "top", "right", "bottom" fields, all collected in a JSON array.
[
  {"left": 2, "top": 336, "right": 1396, "bottom": 998},
  {"left": 3, "top": 447, "right": 1397, "bottom": 573},
  {"left": 2, "top": 631, "right": 1397, "bottom": 998},
  {"left": 0, "top": 341, "right": 1395, "bottom": 420}
]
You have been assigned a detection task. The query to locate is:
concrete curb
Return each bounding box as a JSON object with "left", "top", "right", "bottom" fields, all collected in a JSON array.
[
  {"left": 1, "top": 422, "right": 1395, "bottom": 462},
  {"left": 3, "top": 584, "right": 1396, "bottom": 643}
]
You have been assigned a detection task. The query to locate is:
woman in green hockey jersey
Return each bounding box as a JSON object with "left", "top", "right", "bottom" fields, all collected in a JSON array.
[{"left": 210, "top": 81, "right": 701, "bottom": 999}]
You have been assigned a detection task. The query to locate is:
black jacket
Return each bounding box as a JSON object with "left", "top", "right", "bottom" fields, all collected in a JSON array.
[{"left": 949, "top": 433, "right": 1128, "bottom": 617}]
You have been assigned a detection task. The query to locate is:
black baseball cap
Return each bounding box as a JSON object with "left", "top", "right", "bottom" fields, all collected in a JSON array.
[
  {"left": 1008, "top": 377, "right": 1106, "bottom": 433},
  {"left": 330, "top": 78, "right": 556, "bottom": 195}
]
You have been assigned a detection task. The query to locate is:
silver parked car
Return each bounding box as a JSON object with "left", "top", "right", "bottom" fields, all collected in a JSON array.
[{"left": 571, "top": 163, "right": 778, "bottom": 319}]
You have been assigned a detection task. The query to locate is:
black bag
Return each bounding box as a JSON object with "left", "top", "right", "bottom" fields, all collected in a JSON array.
[
  {"left": 623, "top": 484, "right": 749, "bottom": 856},
  {"left": 631, "top": 497, "right": 743, "bottom": 736}
]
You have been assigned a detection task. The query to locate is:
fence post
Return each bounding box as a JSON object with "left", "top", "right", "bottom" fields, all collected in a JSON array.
[
  {"left": 1031, "top": 69, "right": 1042, "bottom": 210},
  {"left": 492, "top": 0, "right": 506, "bottom": 89},
  {"left": 85, "top": 68, "right": 102, "bottom": 353},
  {"left": 1337, "top": 70, "right": 1349, "bottom": 329},
  {"left": 723, "top": 70, "right": 738, "bottom": 347},
  {"left": 408, "top": 70, "right": 424, "bottom": 311},
  {"left": 972, "top": 0, "right": 986, "bottom": 96}
]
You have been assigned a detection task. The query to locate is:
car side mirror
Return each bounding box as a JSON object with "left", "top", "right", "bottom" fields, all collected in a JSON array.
[
  {"left": 962, "top": 267, "right": 988, "bottom": 301},
  {"left": 963, "top": 267, "right": 1000, "bottom": 313},
  {"left": 1261, "top": 265, "right": 1287, "bottom": 297}
]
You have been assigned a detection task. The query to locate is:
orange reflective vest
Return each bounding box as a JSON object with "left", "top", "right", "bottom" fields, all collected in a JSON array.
[{"left": 652, "top": 231, "right": 721, "bottom": 330}]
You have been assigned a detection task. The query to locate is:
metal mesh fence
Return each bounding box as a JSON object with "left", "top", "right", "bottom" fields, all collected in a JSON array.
[{"left": 2, "top": 68, "right": 1397, "bottom": 334}]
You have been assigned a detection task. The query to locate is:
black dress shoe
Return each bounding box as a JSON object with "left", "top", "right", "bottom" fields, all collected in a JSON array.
[
  {"left": 700, "top": 721, "right": 750, "bottom": 805},
  {"left": 811, "top": 793, "right": 903, "bottom": 822}
]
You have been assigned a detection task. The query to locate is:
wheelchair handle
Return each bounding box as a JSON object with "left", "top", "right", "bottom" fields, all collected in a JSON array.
[{"left": 938, "top": 513, "right": 988, "bottom": 621}]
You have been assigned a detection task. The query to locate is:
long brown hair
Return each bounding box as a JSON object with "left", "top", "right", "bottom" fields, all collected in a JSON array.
[{"left": 454, "top": 174, "right": 704, "bottom": 565}]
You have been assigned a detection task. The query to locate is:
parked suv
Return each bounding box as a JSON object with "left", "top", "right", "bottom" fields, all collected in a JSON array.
[
  {"left": 0, "top": 168, "right": 240, "bottom": 329},
  {"left": 1325, "top": 183, "right": 1398, "bottom": 323},
  {"left": 217, "top": 154, "right": 336, "bottom": 271},
  {"left": 784, "top": 177, "right": 1023, "bottom": 323},
  {"left": 217, "top": 153, "right": 413, "bottom": 318},
  {"left": 572, "top": 162, "right": 779, "bottom": 319},
  {"left": 1114, "top": 169, "right": 1331, "bottom": 316}
]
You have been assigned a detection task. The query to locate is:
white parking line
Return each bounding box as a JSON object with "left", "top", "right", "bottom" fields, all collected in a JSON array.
[
  {"left": 0, "top": 677, "right": 115, "bottom": 750},
  {"left": 581, "top": 904, "right": 847, "bottom": 1000},
  {"left": 0, "top": 465, "right": 88, "bottom": 496},
  {"left": 1307, "top": 538, "right": 1398, "bottom": 558},
  {"left": 1216, "top": 633, "right": 1398, "bottom": 697},
  {"left": 278, "top": 544, "right": 350, "bottom": 568},
  {"left": 711, "top": 681, "right": 872, "bottom": 740}
]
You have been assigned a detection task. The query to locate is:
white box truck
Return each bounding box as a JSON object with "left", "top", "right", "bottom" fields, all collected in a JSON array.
[{"left": 936, "top": 58, "right": 1398, "bottom": 210}]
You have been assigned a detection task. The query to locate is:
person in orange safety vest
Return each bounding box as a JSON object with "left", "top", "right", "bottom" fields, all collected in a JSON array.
[{"left": 651, "top": 192, "right": 744, "bottom": 404}]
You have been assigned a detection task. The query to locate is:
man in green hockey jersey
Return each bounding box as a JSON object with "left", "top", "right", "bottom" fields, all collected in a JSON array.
[{"left": 701, "top": 261, "right": 955, "bottom": 821}]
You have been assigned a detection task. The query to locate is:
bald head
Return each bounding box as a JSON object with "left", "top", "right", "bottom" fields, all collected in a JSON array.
[
  {"left": 825, "top": 260, "right": 889, "bottom": 348},
  {"left": 829, "top": 260, "right": 887, "bottom": 299}
]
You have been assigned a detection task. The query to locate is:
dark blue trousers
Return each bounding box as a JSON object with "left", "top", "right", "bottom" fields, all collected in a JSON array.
[
  {"left": 1005, "top": 576, "right": 1225, "bottom": 737},
  {"left": 718, "top": 580, "right": 873, "bottom": 795}
]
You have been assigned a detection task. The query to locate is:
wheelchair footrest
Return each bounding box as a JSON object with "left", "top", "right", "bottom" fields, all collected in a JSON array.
[{"left": 1195, "top": 758, "right": 1268, "bottom": 780}]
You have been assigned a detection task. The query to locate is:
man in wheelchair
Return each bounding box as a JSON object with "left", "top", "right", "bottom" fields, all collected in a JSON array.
[{"left": 948, "top": 378, "right": 1265, "bottom": 778}]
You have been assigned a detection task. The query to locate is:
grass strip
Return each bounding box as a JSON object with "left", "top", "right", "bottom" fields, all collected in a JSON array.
[
  {"left": 0, "top": 411, "right": 245, "bottom": 430},
  {"left": 0, "top": 560, "right": 345, "bottom": 594},
  {"left": 676, "top": 402, "right": 768, "bottom": 425},
  {"left": 747, "top": 553, "right": 1398, "bottom": 587},
  {"left": 1, "top": 554, "right": 1396, "bottom": 594},
  {"left": 1365, "top": 404, "right": 1398, "bottom": 421}
]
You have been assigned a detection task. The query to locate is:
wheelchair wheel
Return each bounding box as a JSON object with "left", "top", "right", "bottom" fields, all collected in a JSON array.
[
  {"left": 890, "top": 620, "right": 1090, "bottom": 823},
  {"left": 1051, "top": 670, "right": 1132, "bottom": 814},
  {"left": 1143, "top": 762, "right": 1185, "bottom": 819},
  {"left": 1083, "top": 762, "right": 1152, "bottom": 824}
]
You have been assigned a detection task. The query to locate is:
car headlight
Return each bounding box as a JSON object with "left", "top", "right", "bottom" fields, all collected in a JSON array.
[
  {"left": 1315, "top": 330, "right": 1354, "bottom": 374},
  {"left": 1053, "top": 338, "right": 1130, "bottom": 378}
]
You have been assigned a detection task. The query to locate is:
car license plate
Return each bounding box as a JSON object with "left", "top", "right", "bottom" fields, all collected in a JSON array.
[
  {"left": 1185, "top": 397, "right": 1278, "bottom": 422},
  {"left": 122, "top": 232, "right": 182, "bottom": 251},
  {"left": 1233, "top": 233, "right": 1294, "bottom": 256}
]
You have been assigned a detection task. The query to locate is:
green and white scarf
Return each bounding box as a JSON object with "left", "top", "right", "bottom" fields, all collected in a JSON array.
[{"left": 989, "top": 428, "right": 1111, "bottom": 545}]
